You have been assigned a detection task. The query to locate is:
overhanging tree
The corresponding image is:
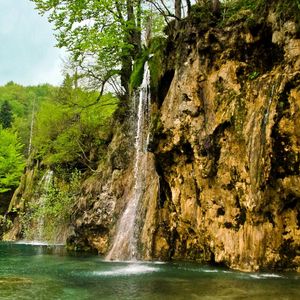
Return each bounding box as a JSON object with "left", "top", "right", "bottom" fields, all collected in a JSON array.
[
  {"left": 31, "top": 0, "right": 207, "bottom": 102},
  {"left": 31, "top": 0, "right": 144, "bottom": 98}
]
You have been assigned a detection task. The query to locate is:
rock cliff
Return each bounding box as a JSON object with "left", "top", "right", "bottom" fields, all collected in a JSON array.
[
  {"left": 5, "top": 2, "right": 300, "bottom": 272},
  {"left": 143, "top": 7, "right": 300, "bottom": 271},
  {"left": 70, "top": 5, "right": 300, "bottom": 272}
]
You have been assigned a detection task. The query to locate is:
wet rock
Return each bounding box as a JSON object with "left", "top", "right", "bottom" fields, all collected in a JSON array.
[{"left": 143, "top": 8, "right": 300, "bottom": 272}]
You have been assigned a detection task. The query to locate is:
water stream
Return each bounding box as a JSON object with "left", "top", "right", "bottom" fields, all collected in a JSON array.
[
  {"left": 27, "top": 98, "right": 35, "bottom": 156},
  {"left": 106, "top": 62, "right": 151, "bottom": 261},
  {"left": 33, "top": 170, "right": 53, "bottom": 242}
]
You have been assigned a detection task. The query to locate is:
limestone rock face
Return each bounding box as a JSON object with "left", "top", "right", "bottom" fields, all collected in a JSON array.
[
  {"left": 66, "top": 121, "right": 137, "bottom": 254},
  {"left": 69, "top": 13, "right": 300, "bottom": 272},
  {"left": 142, "top": 15, "right": 300, "bottom": 272},
  {"left": 6, "top": 8, "right": 295, "bottom": 273}
]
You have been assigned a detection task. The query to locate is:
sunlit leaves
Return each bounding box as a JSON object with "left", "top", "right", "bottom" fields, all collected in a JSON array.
[
  {"left": 0, "top": 129, "right": 25, "bottom": 193},
  {"left": 33, "top": 79, "right": 118, "bottom": 167},
  {"left": 31, "top": 0, "right": 145, "bottom": 93}
]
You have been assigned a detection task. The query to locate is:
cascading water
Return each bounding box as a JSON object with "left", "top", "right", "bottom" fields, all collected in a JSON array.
[
  {"left": 34, "top": 170, "right": 53, "bottom": 242},
  {"left": 106, "top": 62, "right": 151, "bottom": 261},
  {"left": 27, "top": 99, "right": 35, "bottom": 156}
]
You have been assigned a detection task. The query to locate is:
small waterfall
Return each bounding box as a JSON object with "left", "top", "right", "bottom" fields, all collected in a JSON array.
[
  {"left": 106, "top": 62, "right": 151, "bottom": 261},
  {"left": 262, "top": 84, "right": 275, "bottom": 127},
  {"left": 34, "top": 170, "right": 53, "bottom": 242},
  {"left": 28, "top": 99, "right": 35, "bottom": 157}
]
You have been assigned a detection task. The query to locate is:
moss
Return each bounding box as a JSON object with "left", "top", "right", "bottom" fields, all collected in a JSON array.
[
  {"left": 148, "top": 37, "right": 167, "bottom": 94},
  {"left": 220, "top": 0, "right": 266, "bottom": 25},
  {"left": 189, "top": 3, "right": 215, "bottom": 26},
  {"left": 219, "top": 0, "right": 300, "bottom": 29},
  {"left": 129, "top": 51, "right": 149, "bottom": 91},
  {"left": 222, "top": 1, "right": 254, "bottom": 18},
  {"left": 248, "top": 71, "right": 260, "bottom": 80},
  {"left": 147, "top": 111, "right": 163, "bottom": 152},
  {"left": 130, "top": 37, "right": 167, "bottom": 93},
  {"left": 274, "top": 0, "right": 300, "bottom": 26},
  {"left": 233, "top": 94, "right": 246, "bottom": 142},
  {"left": 214, "top": 88, "right": 238, "bottom": 109}
]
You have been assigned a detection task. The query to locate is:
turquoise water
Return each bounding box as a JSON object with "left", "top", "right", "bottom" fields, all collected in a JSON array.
[{"left": 0, "top": 242, "right": 299, "bottom": 299}]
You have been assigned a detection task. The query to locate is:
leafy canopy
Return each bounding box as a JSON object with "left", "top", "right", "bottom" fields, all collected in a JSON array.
[
  {"left": 0, "top": 100, "right": 13, "bottom": 129},
  {"left": 0, "top": 129, "right": 25, "bottom": 193},
  {"left": 31, "top": 0, "right": 145, "bottom": 95},
  {"left": 0, "top": 82, "right": 57, "bottom": 156},
  {"left": 33, "top": 77, "right": 118, "bottom": 169}
]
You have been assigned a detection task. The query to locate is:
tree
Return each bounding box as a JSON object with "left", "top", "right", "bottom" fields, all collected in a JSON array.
[
  {"left": 0, "top": 82, "right": 57, "bottom": 157},
  {"left": 0, "top": 129, "right": 25, "bottom": 193},
  {"left": 146, "top": 0, "right": 194, "bottom": 21},
  {"left": 0, "top": 100, "right": 13, "bottom": 128},
  {"left": 175, "top": 0, "right": 182, "bottom": 19},
  {"left": 31, "top": 1, "right": 194, "bottom": 99},
  {"left": 31, "top": 0, "right": 144, "bottom": 98},
  {"left": 31, "top": 1, "right": 208, "bottom": 102},
  {"left": 33, "top": 78, "right": 118, "bottom": 169}
]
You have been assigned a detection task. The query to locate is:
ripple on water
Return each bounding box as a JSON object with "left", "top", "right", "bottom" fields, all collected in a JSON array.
[
  {"left": 93, "top": 264, "right": 159, "bottom": 277},
  {"left": 249, "top": 273, "right": 283, "bottom": 279},
  {"left": 0, "top": 277, "right": 32, "bottom": 284},
  {"left": 178, "top": 266, "right": 220, "bottom": 273},
  {"left": 15, "top": 240, "right": 64, "bottom": 246}
]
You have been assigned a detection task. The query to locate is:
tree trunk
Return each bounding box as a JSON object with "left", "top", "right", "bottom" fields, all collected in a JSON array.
[
  {"left": 186, "top": 0, "right": 191, "bottom": 15},
  {"left": 134, "top": 0, "right": 142, "bottom": 53},
  {"left": 211, "top": 0, "right": 221, "bottom": 15},
  {"left": 175, "top": 0, "right": 182, "bottom": 19},
  {"left": 120, "top": 0, "right": 142, "bottom": 97},
  {"left": 120, "top": 55, "right": 132, "bottom": 97}
]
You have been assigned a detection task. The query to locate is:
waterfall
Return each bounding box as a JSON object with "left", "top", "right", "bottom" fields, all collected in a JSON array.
[
  {"left": 106, "top": 62, "right": 151, "bottom": 261},
  {"left": 34, "top": 170, "right": 53, "bottom": 242},
  {"left": 28, "top": 99, "right": 35, "bottom": 157},
  {"left": 262, "top": 84, "right": 275, "bottom": 127}
]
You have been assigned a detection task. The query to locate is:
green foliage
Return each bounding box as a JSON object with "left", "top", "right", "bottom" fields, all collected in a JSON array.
[
  {"left": 130, "top": 51, "right": 150, "bottom": 91},
  {"left": 31, "top": 1, "right": 169, "bottom": 95},
  {"left": 22, "top": 169, "right": 81, "bottom": 242},
  {"left": 0, "top": 129, "right": 25, "bottom": 193},
  {"left": 130, "top": 36, "right": 167, "bottom": 94},
  {"left": 0, "top": 82, "right": 57, "bottom": 155},
  {"left": 190, "top": 2, "right": 215, "bottom": 25},
  {"left": 33, "top": 78, "right": 118, "bottom": 168},
  {"left": 142, "top": 8, "right": 166, "bottom": 39},
  {"left": 148, "top": 37, "right": 167, "bottom": 92},
  {"left": 220, "top": 0, "right": 263, "bottom": 23},
  {"left": 0, "top": 100, "right": 13, "bottom": 128},
  {"left": 248, "top": 71, "right": 260, "bottom": 80},
  {"left": 43, "top": 170, "right": 80, "bottom": 222},
  {"left": 274, "top": 0, "right": 300, "bottom": 24},
  {"left": 31, "top": 0, "right": 145, "bottom": 93},
  {"left": 0, "top": 76, "right": 118, "bottom": 217},
  {"left": 219, "top": 0, "right": 300, "bottom": 25}
]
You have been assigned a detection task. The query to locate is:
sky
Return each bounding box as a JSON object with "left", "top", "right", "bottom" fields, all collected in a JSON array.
[{"left": 0, "top": 0, "right": 66, "bottom": 86}]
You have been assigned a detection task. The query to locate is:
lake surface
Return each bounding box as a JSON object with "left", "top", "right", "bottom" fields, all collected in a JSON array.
[{"left": 0, "top": 241, "right": 299, "bottom": 300}]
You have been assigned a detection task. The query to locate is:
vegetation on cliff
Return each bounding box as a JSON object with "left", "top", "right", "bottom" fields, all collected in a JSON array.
[
  {"left": 0, "top": 83, "right": 53, "bottom": 198},
  {"left": 0, "top": 129, "right": 25, "bottom": 193},
  {"left": 0, "top": 79, "right": 117, "bottom": 241},
  {"left": 1, "top": 0, "right": 299, "bottom": 272}
]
